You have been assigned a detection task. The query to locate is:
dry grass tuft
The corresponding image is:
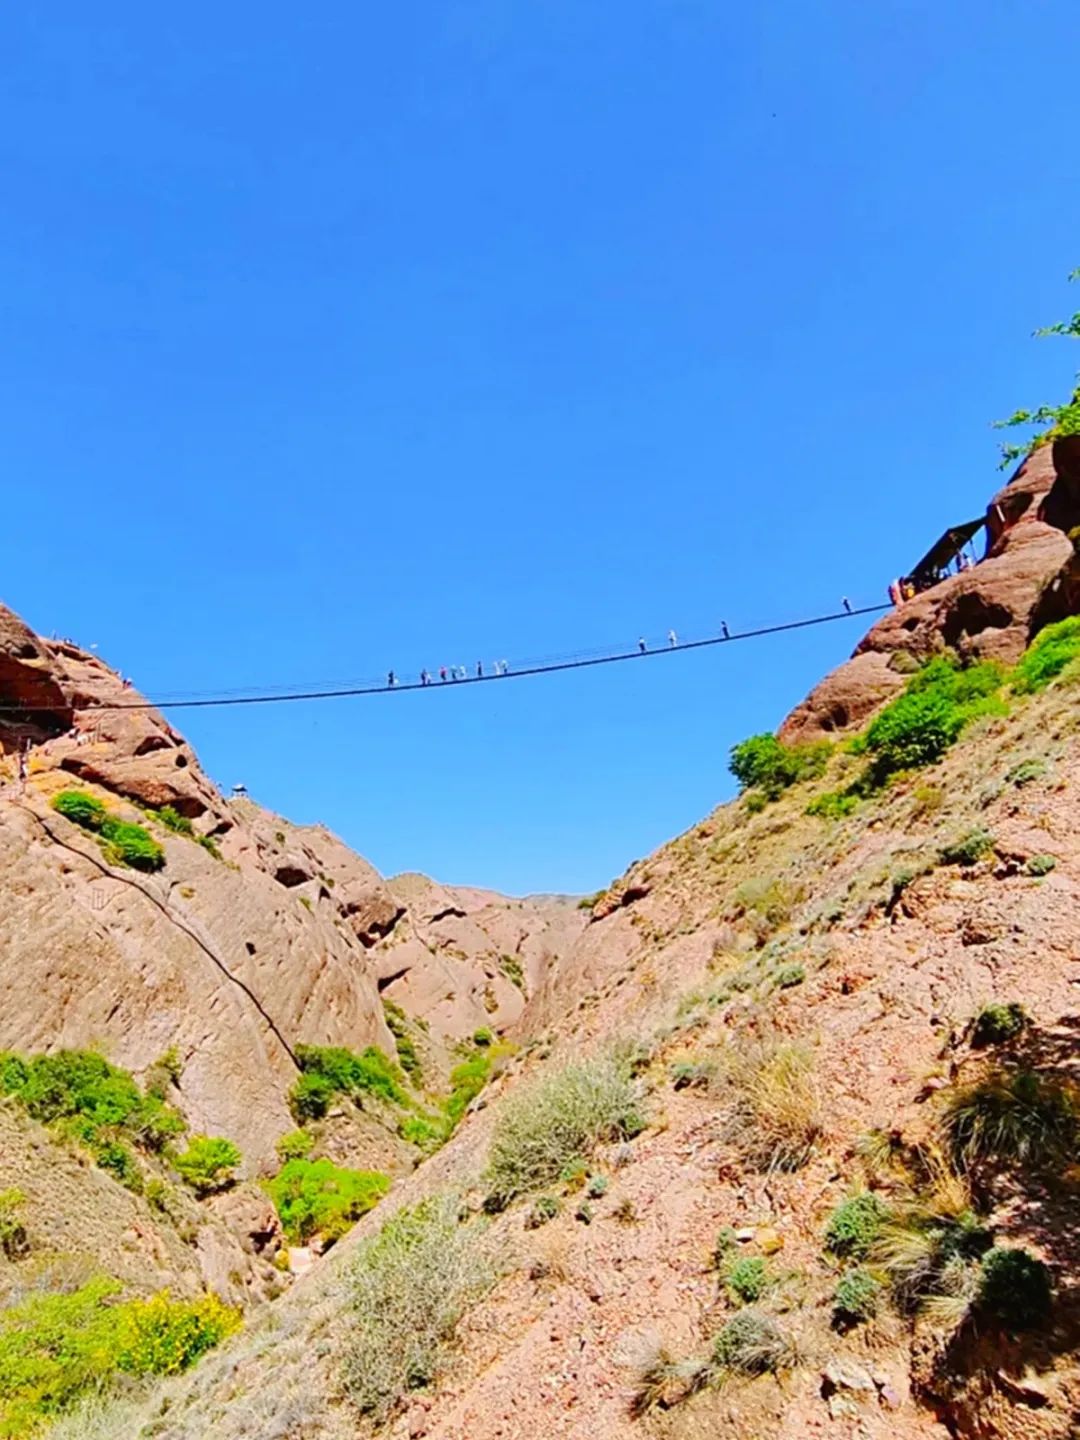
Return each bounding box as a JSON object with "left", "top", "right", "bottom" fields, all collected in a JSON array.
[{"left": 719, "top": 1039, "right": 823, "bottom": 1173}]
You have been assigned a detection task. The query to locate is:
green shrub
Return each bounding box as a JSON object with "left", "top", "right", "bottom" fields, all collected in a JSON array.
[
  {"left": 942, "top": 1067, "right": 1079, "bottom": 1171},
  {"left": 0, "top": 1050, "right": 184, "bottom": 1189},
  {"left": 1027, "top": 853, "right": 1057, "bottom": 877},
  {"left": 399, "top": 1114, "right": 447, "bottom": 1150},
  {"left": 113, "top": 1290, "right": 241, "bottom": 1375},
  {"left": 153, "top": 806, "right": 193, "bottom": 836},
  {"left": 1012, "top": 616, "right": 1080, "bottom": 693},
  {"left": 977, "top": 1247, "right": 1052, "bottom": 1330},
  {"left": 293, "top": 1044, "right": 408, "bottom": 1109},
  {"left": 51, "top": 791, "right": 107, "bottom": 830},
  {"left": 173, "top": 1136, "right": 241, "bottom": 1196},
  {"left": 485, "top": 1056, "right": 644, "bottom": 1208},
  {"left": 939, "top": 827, "right": 995, "bottom": 866},
  {"left": 341, "top": 1195, "right": 498, "bottom": 1422},
  {"left": 525, "top": 1195, "right": 561, "bottom": 1228},
  {"left": 499, "top": 955, "right": 525, "bottom": 990},
  {"left": 275, "top": 1128, "right": 315, "bottom": 1162},
  {"left": 729, "top": 734, "right": 830, "bottom": 801},
  {"left": 443, "top": 1051, "right": 496, "bottom": 1131},
  {"left": 713, "top": 1226, "right": 738, "bottom": 1267},
  {"left": 832, "top": 1268, "right": 881, "bottom": 1325},
  {"left": 806, "top": 790, "right": 858, "bottom": 820},
  {"left": 289, "top": 1071, "right": 336, "bottom": 1122},
  {"left": 99, "top": 817, "right": 165, "bottom": 871},
  {"left": 824, "top": 1193, "right": 888, "bottom": 1260},
  {"left": 266, "top": 1158, "right": 390, "bottom": 1243},
  {"left": 473, "top": 1028, "right": 494, "bottom": 1047},
  {"left": 971, "top": 1003, "right": 1027, "bottom": 1047},
  {"left": 711, "top": 1310, "right": 793, "bottom": 1375},
  {"left": 776, "top": 963, "right": 805, "bottom": 989},
  {"left": 862, "top": 657, "right": 1005, "bottom": 785},
  {"left": 0, "top": 1277, "right": 239, "bottom": 1435},
  {"left": 0, "top": 1190, "right": 29, "bottom": 1261},
  {"left": 195, "top": 833, "right": 222, "bottom": 860},
  {"left": 1006, "top": 757, "right": 1047, "bottom": 787},
  {"left": 874, "top": 1203, "right": 992, "bottom": 1313},
  {"left": 586, "top": 1174, "right": 609, "bottom": 1199},
  {"left": 724, "top": 1256, "right": 768, "bottom": 1305}
]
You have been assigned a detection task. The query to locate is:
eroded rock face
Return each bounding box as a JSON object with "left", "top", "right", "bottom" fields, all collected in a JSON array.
[
  {"left": 0, "top": 607, "right": 582, "bottom": 1165},
  {"left": 780, "top": 444, "right": 1080, "bottom": 743}
]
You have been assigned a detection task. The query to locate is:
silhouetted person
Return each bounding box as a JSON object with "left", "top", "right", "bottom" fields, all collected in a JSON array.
[
  {"left": 842, "top": 597, "right": 852, "bottom": 614},
  {"left": 638, "top": 637, "right": 647, "bottom": 654},
  {"left": 721, "top": 621, "right": 730, "bottom": 639},
  {"left": 440, "top": 666, "right": 448, "bottom": 682},
  {"left": 668, "top": 629, "right": 678, "bottom": 648},
  {"left": 476, "top": 661, "right": 483, "bottom": 678}
]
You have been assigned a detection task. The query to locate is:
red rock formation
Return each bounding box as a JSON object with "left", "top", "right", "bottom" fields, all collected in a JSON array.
[{"left": 780, "top": 443, "right": 1080, "bottom": 743}]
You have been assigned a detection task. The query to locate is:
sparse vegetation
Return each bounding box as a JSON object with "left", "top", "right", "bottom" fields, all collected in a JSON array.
[
  {"left": 775, "top": 963, "right": 805, "bottom": 989},
  {"left": 498, "top": 954, "right": 525, "bottom": 990},
  {"left": 266, "top": 1158, "right": 390, "bottom": 1243},
  {"left": 971, "top": 1002, "right": 1027, "bottom": 1047},
  {"left": 994, "top": 270, "right": 1080, "bottom": 467},
  {"left": 806, "top": 789, "right": 858, "bottom": 819},
  {"left": 729, "top": 733, "right": 830, "bottom": 801},
  {"left": 939, "top": 828, "right": 995, "bottom": 866},
  {"left": 153, "top": 805, "right": 194, "bottom": 836},
  {"left": 485, "top": 1055, "right": 644, "bottom": 1208},
  {"left": 341, "top": 1195, "right": 498, "bottom": 1423},
  {"left": 525, "top": 1194, "right": 561, "bottom": 1228},
  {"left": 173, "top": 1135, "right": 242, "bottom": 1195},
  {"left": 1006, "top": 757, "right": 1047, "bottom": 787},
  {"left": 0, "top": 1190, "right": 29, "bottom": 1261},
  {"left": 720, "top": 1040, "right": 822, "bottom": 1173},
  {"left": 711, "top": 1309, "right": 794, "bottom": 1376},
  {"left": 383, "top": 1001, "right": 422, "bottom": 1083},
  {"left": 873, "top": 1199, "right": 992, "bottom": 1314}
]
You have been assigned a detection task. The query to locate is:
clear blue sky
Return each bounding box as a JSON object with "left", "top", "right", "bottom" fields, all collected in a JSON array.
[{"left": 3, "top": 2, "right": 1079, "bottom": 894}]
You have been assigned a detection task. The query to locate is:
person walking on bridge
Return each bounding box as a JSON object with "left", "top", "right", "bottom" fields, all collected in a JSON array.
[{"left": 668, "top": 629, "right": 678, "bottom": 648}]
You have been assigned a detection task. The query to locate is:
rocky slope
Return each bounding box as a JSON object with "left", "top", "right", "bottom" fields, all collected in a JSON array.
[{"left": 4, "top": 442, "right": 1080, "bottom": 1440}]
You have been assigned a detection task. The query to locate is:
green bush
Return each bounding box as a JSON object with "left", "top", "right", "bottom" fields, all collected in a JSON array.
[
  {"left": 98, "top": 817, "right": 165, "bottom": 872},
  {"left": 939, "top": 828, "right": 995, "bottom": 866},
  {"left": 729, "top": 734, "right": 830, "bottom": 801},
  {"left": 473, "top": 1028, "right": 494, "bottom": 1047},
  {"left": 586, "top": 1174, "right": 609, "bottom": 1199},
  {"left": 275, "top": 1128, "right": 315, "bottom": 1162},
  {"left": 266, "top": 1158, "right": 390, "bottom": 1243},
  {"left": 971, "top": 1002, "right": 1027, "bottom": 1047},
  {"left": 862, "top": 657, "right": 1005, "bottom": 785},
  {"left": 51, "top": 791, "right": 107, "bottom": 830},
  {"left": 399, "top": 1113, "right": 447, "bottom": 1150},
  {"left": 485, "top": 1056, "right": 644, "bottom": 1208},
  {"left": 288, "top": 1071, "right": 336, "bottom": 1122},
  {"left": 293, "top": 1044, "right": 408, "bottom": 1109},
  {"left": 383, "top": 1002, "right": 422, "bottom": 1083},
  {"left": 1027, "top": 853, "right": 1057, "bottom": 877},
  {"left": 0, "top": 1277, "right": 239, "bottom": 1435},
  {"left": 0, "top": 1050, "right": 184, "bottom": 1187},
  {"left": 832, "top": 1268, "right": 881, "bottom": 1325},
  {"left": 525, "top": 1194, "right": 561, "bottom": 1228},
  {"left": 113, "top": 1290, "right": 240, "bottom": 1375},
  {"left": 0, "top": 1190, "right": 29, "bottom": 1261},
  {"left": 776, "top": 963, "right": 806, "bottom": 989},
  {"left": 977, "top": 1247, "right": 1052, "bottom": 1330},
  {"left": 153, "top": 806, "right": 193, "bottom": 836},
  {"left": 341, "top": 1195, "right": 497, "bottom": 1422},
  {"left": 874, "top": 1203, "right": 992, "bottom": 1314},
  {"left": 942, "top": 1067, "right": 1079, "bottom": 1171},
  {"left": 724, "top": 1256, "right": 768, "bottom": 1305},
  {"left": 824, "top": 1193, "right": 888, "bottom": 1260},
  {"left": 1012, "top": 616, "right": 1080, "bottom": 693},
  {"left": 173, "top": 1136, "right": 241, "bottom": 1196},
  {"left": 806, "top": 790, "right": 858, "bottom": 820},
  {"left": 711, "top": 1310, "right": 793, "bottom": 1375},
  {"left": 443, "top": 1051, "right": 495, "bottom": 1131}
]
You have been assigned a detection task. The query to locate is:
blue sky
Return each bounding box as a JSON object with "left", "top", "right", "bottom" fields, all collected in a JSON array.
[{"left": 3, "top": 1, "right": 1079, "bottom": 894}]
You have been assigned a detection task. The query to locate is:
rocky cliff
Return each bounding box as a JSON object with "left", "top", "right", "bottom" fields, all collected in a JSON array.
[{"left": 0, "top": 617, "right": 583, "bottom": 1167}]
